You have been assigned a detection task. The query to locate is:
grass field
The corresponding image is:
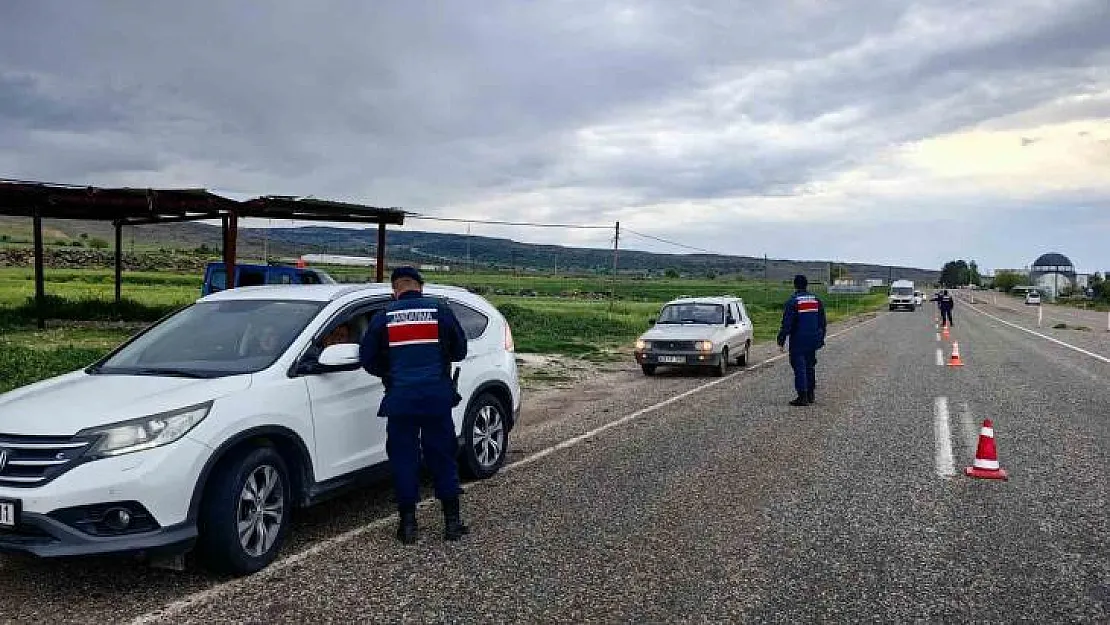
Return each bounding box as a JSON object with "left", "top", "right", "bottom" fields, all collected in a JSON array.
[{"left": 0, "top": 266, "right": 885, "bottom": 392}]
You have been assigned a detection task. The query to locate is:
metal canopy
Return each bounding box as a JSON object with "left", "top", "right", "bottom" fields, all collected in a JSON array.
[
  {"left": 0, "top": 179, "right": 407, "bottom": 328},
  {"left": 0, "top": 180, "right": 234, "bottom": 223},
  {"left": 241, "top": 196, "right": 406, "bottom": 226}
]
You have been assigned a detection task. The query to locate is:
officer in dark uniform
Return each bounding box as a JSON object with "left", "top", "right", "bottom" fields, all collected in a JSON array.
[
  {"left": 938, "top": 289, "right": 955, "bottom": 327},
  {"left": 777, "top": 274, "right": 828, "bottom": 406},
  {"left": 360, "top": 266, "right": 470, "bottom": 544}
]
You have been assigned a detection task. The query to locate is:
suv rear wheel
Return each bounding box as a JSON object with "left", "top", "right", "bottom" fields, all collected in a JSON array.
[
  {"left": 460, "top": 393, "right": 509, "bottom": 479},
  {"left": 197, "top": 446, "right": 292, "bottom": 576}
]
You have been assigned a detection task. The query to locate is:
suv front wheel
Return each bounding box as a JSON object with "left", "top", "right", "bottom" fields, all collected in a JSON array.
[{"left": 197, "top": 446, "right": 292, "bottom": 575}]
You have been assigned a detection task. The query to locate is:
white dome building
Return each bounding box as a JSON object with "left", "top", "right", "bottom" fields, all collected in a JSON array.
[{"left": 1029, "top": 252, "right": 1076, "bottom": 298}]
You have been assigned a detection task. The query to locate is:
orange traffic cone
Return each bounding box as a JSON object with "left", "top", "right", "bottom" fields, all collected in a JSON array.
[
  {"left": 965, "top": 419, "right": 1008, "bottom": 480},
  {"left": 947, "top": 342, "right": 964, "bottom": 366},
  {"left": 942, "top": 325, "right": 951, "bottom": 340}
]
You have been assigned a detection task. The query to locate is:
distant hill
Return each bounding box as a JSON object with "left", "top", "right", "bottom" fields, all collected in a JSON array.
[{"left": 0, "top": 216, "right": 939, "bottom": 283}]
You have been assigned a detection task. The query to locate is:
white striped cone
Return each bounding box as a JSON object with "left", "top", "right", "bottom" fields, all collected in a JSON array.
[
  {"left": 965, "top": 419, "right": 1007, "bottom": 479},
  {"left": 947, "top": 341, "right": 964, "bottom": 366}
]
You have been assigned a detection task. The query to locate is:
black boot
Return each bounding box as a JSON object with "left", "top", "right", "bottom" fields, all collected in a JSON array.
[
  {"left": 396, "top": 507, "right": 418, "bottom": 545},
  {"left": 789, "top": 394, "right": 810, "bottom": 407},
  {"left": 807, "top": 389, "right": 815, "bottom": 404},
  {"left": 442, "top": 498, "right": 470, "bottom": 541}
]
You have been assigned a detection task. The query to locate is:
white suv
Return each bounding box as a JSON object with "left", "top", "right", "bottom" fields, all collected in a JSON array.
[
  {"left": 634, "top": 296, "right": 754, "bottom": 377},
  {"left": 0, "top": 283, "right": 520, "bottom": 575}
]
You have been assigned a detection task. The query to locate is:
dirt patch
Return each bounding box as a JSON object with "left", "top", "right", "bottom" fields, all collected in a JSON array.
[{"left": 515, "top": 352, "right": 626, "bottom": 391}]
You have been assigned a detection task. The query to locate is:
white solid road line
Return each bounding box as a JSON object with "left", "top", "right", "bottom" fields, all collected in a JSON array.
[
  {"left": 964, "top": 301, "right": 1110, "bottom": 365},
  {"left": 933, "top": 397, "right": 956, "bottom": 479},
  {"left": 128, "top": 314, "right": 886, "bottom": 625},
  {"left": 935, "top": 348, "right": 944, "bottom": 367}
]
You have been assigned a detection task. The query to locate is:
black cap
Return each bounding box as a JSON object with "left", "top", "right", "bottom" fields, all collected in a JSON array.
[
  {"left": 794, "top": 274, "right": 808, "bottom": 290},
  {"left": 390, "top": 266, "right": 424, "bottom": 285}
]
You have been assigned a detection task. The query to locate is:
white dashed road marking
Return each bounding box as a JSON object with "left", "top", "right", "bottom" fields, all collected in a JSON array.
[{"left": 934, "top": 397, "right": 956, "bottom": 478}]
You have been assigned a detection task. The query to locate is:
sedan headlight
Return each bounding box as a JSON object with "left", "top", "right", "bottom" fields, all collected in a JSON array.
[
  {"left": 695, "top": 341, "right": 713, "bottom": 352},
  {"left": 635, "top": 339, "right": 651, "bottom": 350},
  {"left": 79, "top": 402, "right": 212, "bottom": 458}
]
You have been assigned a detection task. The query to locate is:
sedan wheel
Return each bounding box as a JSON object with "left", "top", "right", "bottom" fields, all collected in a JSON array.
[{"left": 713, "top": 347, "right": 728, "bottom": 377}]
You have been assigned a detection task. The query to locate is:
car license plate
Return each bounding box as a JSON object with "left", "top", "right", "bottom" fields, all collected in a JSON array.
[
  {"left": 0, "top": 499, "right": 18, "bottom": 528},
  {"left": 658, "top": 356, "right": 685, "bottom": 364}
]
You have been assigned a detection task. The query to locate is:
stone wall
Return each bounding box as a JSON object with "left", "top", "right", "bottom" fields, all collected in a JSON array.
[{"left": 0, "top": 249, "right": 211, "bottom": 272}]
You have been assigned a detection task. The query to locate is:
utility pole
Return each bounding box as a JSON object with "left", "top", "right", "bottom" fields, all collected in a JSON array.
[
  {"left": 764, "top": 253, "right": 769, "bottom": 305},
  {"left": 465, "top": 223, "right": 471, "bottom": 274},
  {"left": 610, "top": 221, "right": 620, "bottom": 311}
]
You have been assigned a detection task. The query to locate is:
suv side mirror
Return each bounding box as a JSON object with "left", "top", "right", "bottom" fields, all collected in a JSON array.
[
  {"left": 648, "top": 317, "right": 657, "bottom": 326},
  {"left": 301, "top": 343, "right": 362, "bottom": 374},
  {"left": 726, "top": 315, "right": 737, "bottom": 326}
]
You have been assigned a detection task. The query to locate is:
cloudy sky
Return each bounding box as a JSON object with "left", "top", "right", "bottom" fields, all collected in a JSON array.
[{"left": 1, "top": 1, "right": 1108, "bottom": 273}]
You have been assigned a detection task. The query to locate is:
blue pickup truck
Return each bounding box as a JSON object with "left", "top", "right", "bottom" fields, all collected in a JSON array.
[{"left": 201, "top": 262, "right": 336, "bottom": 295}]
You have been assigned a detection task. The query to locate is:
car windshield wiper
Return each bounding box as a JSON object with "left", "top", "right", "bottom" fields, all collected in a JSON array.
[{"left": 125, "top": 367, "right": 215, "bottom": 379}]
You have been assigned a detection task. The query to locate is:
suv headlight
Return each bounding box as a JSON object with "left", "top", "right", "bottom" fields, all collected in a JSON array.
[
  {"left": 79, "top": 402, "right": 212, "bottom": 458},
  {"left": 635, "top": 339, "right": 651, "bottom": 350},
  {"left": 695, "top": 341, "right": 713, "bottom": 352}
]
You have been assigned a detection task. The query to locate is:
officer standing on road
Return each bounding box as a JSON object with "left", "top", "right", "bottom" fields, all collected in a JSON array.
[
  {"left": 360, "top": 266, "right": 470, "bottom": 545},
  {"left": 939, "top": 289, "right": 955, "bottom": 327},
  {"left": 777, "top": 274, "right": 827, "bottom": 407}
]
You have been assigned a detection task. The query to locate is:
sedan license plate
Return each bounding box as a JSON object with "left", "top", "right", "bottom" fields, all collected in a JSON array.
[
  {"left": 0, "top": 499, "right": 18, "bottom": 528},
  {"left": 658, "top": 355, "right": 685, "bottom": 364}
]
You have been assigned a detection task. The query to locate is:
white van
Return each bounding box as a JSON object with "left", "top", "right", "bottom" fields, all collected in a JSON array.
[{"left": 889, "top": 280, "right": 916, "bottom": 311}]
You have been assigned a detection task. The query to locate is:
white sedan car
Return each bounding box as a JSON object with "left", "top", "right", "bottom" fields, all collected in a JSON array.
[
  {"left": 634, "top": 296, "right": 754, "bottom": 377},
  {"left": 0, "top": 283, "right": 520, "bottom": 575}
]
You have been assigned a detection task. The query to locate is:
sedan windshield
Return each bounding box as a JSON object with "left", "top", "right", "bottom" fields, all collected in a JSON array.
[
  {"left": 92, "top": 299, "right": 325, "bottom": 377},
  {"left": 657, "top": 303, "right": 724, "bottom": 325}
]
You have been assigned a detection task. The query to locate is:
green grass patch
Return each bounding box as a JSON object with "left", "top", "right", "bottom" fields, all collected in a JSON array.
[
  {"left": 0, "top": 294, "right": 181, "bottom": 325},
  {"left": 0, "top": 344, "right": 109, "bottom": 394},
  {"left": 0, "top": 268, "right": 889, "bottom": 394}
]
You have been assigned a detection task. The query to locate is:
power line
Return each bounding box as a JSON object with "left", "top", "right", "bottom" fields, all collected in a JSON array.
[
  {"left": 623, "top": 228, "right": 731, "bottom": 256},
  {"left": 406, "top": 214, "right": 611, "bottom": 230}
]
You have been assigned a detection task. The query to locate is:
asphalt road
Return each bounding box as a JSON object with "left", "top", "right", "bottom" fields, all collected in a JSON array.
[{"left": 0, "top": 303, "right": 1106, "bottom": 623}]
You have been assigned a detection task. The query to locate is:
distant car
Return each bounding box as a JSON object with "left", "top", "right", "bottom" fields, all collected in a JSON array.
[
  {"left": 1025, "top": 291, "right": 1041, "bottom": 305},
  {"left": 913, "top": 291, "right": 924, "bottom": 306},
  {"left": 202, "top": 262, "right": 335, "bottom": 296},
  {"left": 0, "top": 283, "right": 520, "bottom": 575},
  {"left": 634, "top": 297, "right": 753, "bottom": 377}
]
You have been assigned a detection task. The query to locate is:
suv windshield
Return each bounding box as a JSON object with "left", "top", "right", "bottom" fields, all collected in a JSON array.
[
  {"left": 92, "top": 299, "right": 326, "bottom": 378},
  {"left": 891, "top": 287, "right": 913, "bottom": 296},
  {"left": 657, "top": 303, "right": 724, "bottom": 325}
]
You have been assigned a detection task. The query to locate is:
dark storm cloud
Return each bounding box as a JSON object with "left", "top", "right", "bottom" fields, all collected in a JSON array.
[{"left": 0, "top": 0, "right": 1107, "bottom": 270}]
